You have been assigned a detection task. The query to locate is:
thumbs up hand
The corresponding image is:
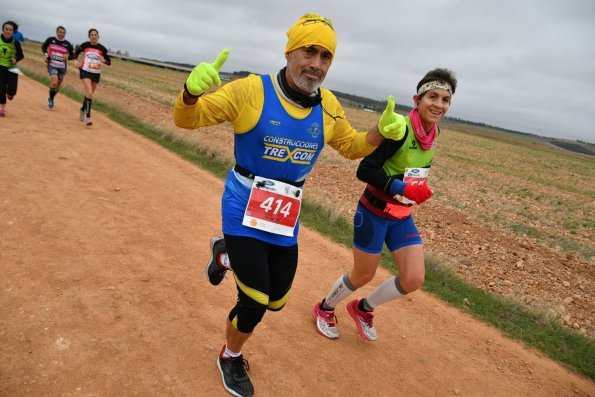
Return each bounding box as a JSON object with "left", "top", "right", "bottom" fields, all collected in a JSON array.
[
  {"left": 185, "top": 48, "right": 230, "bottom": 97},
  {"left": 378, "top": 95, "right": 406, "bottom": 141}
]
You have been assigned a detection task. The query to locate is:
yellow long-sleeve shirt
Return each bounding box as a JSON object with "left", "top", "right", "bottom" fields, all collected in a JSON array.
[{"left": 173, "top": 73, "right": 376, "bottom": 160}]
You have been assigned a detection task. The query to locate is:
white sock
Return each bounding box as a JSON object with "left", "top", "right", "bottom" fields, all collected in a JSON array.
[
  {"left": 324, "top": 273, "right": 356, "bottom": 309},
  {"left": 224, "top": 345, "right": 241, "bottom": 358},
  {"left": 365, "top": 276, "right": 407, "bottom": 309},
  {"left": 219, "top": 253, "right": 231, "bottom": 270}
]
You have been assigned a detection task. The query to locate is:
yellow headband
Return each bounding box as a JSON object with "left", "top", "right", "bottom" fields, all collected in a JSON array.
[{"left": 285, "top": 13, "right": 337, "bottom": 58}]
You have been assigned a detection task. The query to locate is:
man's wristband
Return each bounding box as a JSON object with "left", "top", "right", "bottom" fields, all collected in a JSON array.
[{"left": 183, "top": 83, "right": 203, "bottom": 99}]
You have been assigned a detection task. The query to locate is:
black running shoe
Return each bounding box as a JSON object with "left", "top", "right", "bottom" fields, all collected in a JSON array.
[
  {"left": 206, "top": 235, "right": 229, "bottom": 285},
  {"left": 217, "top": 348, "right": 254, "bottom": 397}
]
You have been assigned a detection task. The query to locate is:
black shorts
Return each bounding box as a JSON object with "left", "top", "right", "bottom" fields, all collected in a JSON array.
[
  {"left": 224, "top": 234, "right": 298, "bottom": 309},
  {"left": 48, "top": 65, "right": 67, "bottom": 80},
  {"left": 79, "top": 69, "right": 100, "bottom": 83}
]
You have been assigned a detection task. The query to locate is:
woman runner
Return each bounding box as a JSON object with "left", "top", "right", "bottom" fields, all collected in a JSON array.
[
  {"left": 74, "top": 28, "right": 110, "bottom": 126},
  {"left": 312, "top": 68, "right": 458, "bottom": 341}
]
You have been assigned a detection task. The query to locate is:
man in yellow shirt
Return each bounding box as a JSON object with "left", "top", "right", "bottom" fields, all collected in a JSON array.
[{"left": 173, "top": 13, "right": 405, "bottom": 397}]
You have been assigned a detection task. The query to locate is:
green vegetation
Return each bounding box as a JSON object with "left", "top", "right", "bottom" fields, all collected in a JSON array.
[{"left": 19, "top": 48, "right": 594, "bottom": 381}]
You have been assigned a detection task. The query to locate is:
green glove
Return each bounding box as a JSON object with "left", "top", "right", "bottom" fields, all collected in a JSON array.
[
  {"left": 185, "top": 48, "right": 230, "bottom": 96},
  {"left": 378, "top": 95, "right": 406, "bottom": 141}
]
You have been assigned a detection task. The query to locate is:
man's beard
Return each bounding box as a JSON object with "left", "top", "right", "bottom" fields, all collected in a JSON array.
[{"left": 289, "top": 67, "right": 323, "bottom": 94}]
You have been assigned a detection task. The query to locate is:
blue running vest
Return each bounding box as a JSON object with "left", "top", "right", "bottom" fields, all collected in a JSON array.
[{"left": 221, "top": 74, "right": 325, "bottom": 246}]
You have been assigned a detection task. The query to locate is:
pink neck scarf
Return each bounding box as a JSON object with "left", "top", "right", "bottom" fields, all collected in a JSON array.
[{"left": 409, "top": 108, "right": 437, "bottom": 150}]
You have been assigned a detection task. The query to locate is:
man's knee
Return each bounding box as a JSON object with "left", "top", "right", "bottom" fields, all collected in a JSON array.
[
  {"left": 266, "top": 298, "right": 287, "bottom": 312},
  {"left": 229, "top": 299, "right": 268, "bottom": 333}
]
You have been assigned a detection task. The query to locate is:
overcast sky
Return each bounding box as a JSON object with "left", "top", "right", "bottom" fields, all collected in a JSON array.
[{"left": 8, "top": 0, "right": 595, "bottom": 143}]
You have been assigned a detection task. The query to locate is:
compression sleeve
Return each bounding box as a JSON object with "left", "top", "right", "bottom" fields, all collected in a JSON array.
[
  {"left": 14, "top": 41, "right": 24, "bottom": 62},
  {"left": 356, "top": 134, "right": 407, "bottom": 192}
]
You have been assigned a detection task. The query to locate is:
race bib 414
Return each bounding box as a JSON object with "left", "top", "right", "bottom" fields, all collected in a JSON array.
[{"left": 242, "top": 176, "right": 302, "bottom": 237}]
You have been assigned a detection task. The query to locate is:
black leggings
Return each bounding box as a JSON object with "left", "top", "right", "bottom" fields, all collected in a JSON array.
[
  {"left": 224, "top": 234, "right": 298, "bottom": 333},
  {"left": 0, "top": 66, "right": 18, "bottom": 105}
]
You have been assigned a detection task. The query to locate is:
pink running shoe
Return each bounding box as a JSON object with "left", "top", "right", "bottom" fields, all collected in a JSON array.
[
  {"left": 346, "top": 299, "right": 377, "bottom": 341},
  {"left": 311, "top": 301, "right": 339, "bottom": 339},
  {"left": 0, "top": 109, "right": 6, "bottom": 117}
]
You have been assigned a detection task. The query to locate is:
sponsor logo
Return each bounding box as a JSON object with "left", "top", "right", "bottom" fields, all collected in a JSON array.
[
  {"left": 261, "top": 135, "right": 319, "bottom": 165},
  {"left": 307, "top": 122, "right": 322, "bottom": 138},
  {"left": 256, "top": 179, "right": 277, "bottom": 191},
  {"left": 328, "top": 285, "right": 343, "bottom": 299},
  {"left": 270, "top": 120, "right": 281, "bottom": 126},
  {"left": 263, "top": 143, "right": 317, "bottom": 164}
]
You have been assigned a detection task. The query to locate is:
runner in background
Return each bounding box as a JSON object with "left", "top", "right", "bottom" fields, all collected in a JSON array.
[
  {"left": 173, "top": 13, "right": 405, "bottom": 397},
  {"left": 73, "top": 28, "right": 110, "bottom": 126},
  {"left": 12, "top": 22, "right": 24, "bottom": 44},
  {"left": 312, "top": 68, "right": 458, "bottom": 342},
  {"left": 0, "top": 21, "right": 24, "bottom": 118},
  {"left": 42, "top": 26, "right": 74, "bottom": 110}
]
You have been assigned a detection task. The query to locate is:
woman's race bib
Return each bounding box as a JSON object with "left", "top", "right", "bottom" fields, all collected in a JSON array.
[
  {"left": 242, "top": 176, "right": 302, "bottom": 237},
  {"left": 394, "top": 167, "right": 429, "bottom": 205}
]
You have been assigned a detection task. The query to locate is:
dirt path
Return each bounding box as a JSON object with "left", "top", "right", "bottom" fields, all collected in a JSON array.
[{"left": 0, "top": 77, "right": 592, "bottom": 397}]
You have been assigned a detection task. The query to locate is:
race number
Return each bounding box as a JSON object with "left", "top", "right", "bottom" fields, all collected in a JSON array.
[
  {"left": 242, "top": 176, "right": 302, "bottom": 237},
  {"left": 394, "top": 167, "right": 429, "bottom": 205},
  {"left": 88, "top": 59, "right": 102, "bottom": 70}
]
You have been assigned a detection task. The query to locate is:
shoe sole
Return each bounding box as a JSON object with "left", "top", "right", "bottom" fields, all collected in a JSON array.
[
  {"left": 311, "top": 304, "right": 339, "bottom": 339},
  {"left": 346, "top": 303, "right": 377, "bottom": 341},
  {"left": 205, "top": 261, "right": 223, "bottom": 285},
  {"left": 217, "top": 356, "right": 246, "bottom": 397}
]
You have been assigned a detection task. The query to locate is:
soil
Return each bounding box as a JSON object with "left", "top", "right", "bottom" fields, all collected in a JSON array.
[{"left": 0, "top": 77, "right": 593, "bottom": 396}]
